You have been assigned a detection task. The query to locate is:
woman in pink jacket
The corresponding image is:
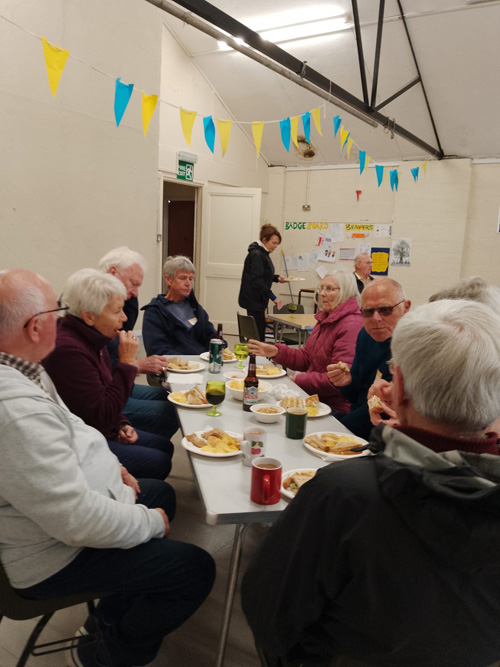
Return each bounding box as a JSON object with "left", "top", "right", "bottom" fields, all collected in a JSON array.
[{"left": 248, "top": 271, "right": 363, "bottom": 416}]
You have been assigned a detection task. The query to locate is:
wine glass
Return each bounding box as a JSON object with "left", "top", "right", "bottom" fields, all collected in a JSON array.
[
  {"left": 288, "top": 303, "right": 298, "bottom": 320},
  {"left": 234, "top": 343, "right": 249, "bottom": 369},
  {"left": 206, "top": 380, "right": 226, "bottom": 417}
]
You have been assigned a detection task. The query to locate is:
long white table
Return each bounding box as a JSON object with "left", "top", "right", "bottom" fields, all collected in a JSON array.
[{"left": 167, "top": 356, "right": 353, "bottom": 667}]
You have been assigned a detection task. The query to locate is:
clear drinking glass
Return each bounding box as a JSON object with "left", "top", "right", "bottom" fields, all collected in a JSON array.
[
  {"left": 205, "top": 380, "right": 226, "bottom": 417},
  {"left": 234, "top": 343, "right": 249, "bottom": 369}
]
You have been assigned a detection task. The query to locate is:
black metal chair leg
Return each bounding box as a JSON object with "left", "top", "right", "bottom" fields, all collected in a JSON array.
[{"left": 16, "top": 612, "right": 55, "bottom": 667}]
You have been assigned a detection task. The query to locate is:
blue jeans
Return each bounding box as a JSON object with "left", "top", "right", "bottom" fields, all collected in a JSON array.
[
  {"left": 123, "top": 384, "right": 179, "bottom": 439},
  {"left": 108, "top": 428, "right": 173, "bottom": 480},
  {"left": 20, "top": 479, "right": 216, "bottom": 667}
]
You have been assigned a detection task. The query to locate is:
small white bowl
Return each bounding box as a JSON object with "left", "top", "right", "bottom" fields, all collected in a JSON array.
[
  {"left": 223, "top": 371, "right": 246, "bottom": 381},
  {"left": 225, "top": 379, "right": 273, "bottom": 402},
  {"left": 250, "top": 403, "right": 286, "bottom": 423}
]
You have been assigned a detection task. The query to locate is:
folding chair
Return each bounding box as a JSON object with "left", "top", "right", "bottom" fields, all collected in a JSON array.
[
  {"left": 237, "top": 312, "right": 260, "bottom": 343},
  {"left": 0, "top": 560, "right": 109, "bottom": 667}
]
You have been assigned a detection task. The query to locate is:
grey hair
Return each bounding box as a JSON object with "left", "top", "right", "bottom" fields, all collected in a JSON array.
[
  {"left": 354, "top": 253, "right": 371, "bottom": 269},
  {"left": 0, "top": 270, "right": 47, "bottom": 338},
  {"left": 392, "top": 299, "right": 500, "bottom": 433},
  {"left": 98, "top": 246, "right": 147, "bottom": 273},
  {"left": 315, "top": 271, "right": 360, "bottom": 310},
  {"left": 163, "top": 256, "right": 195, "bottom": 280},
  {"left": 63, "top": 269, "right": 126, "bottom": 317},
  {"left": 362, "top": 277, "right": 405, "bottom": 301},
  {"left": 429, "top": 276, "right": 500, "bottom": 314}
]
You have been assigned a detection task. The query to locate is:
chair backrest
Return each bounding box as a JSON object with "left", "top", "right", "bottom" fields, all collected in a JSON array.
[
  {"left": 237, "top": 312, "right": 260, "bottom": 342},
  {"left": 0, "top": 558, "right": 106, "bottom": 620},
  {"left": 272, "top": 303, "right": 305, "bottom": 315}
]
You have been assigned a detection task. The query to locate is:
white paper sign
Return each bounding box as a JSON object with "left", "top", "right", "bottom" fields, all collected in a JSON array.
[
  {"left": 309, "top": 250, "right": 319, "bottom": 266},
  {"left": 297, "top": 253, "right": 310, "bottom": 271},
  {"left": 315, "top": 264, "right": 327, "bottom": 279},
  {"left": 339, "top": 247, "right": 356, "bottom": 261},
  {"left": 374, "top": 224, "right": 392, "bottom": 238},
  {"left": 329, "top": 224, "right": 344, "bottom": 243},
  {"left": 358, "top": 243, "right": 371, "bottom": 255},
  {"left": 284, "top": 255, "right": 298, "bottom": 271},
  {"left": 391, "top": 238, "right": 412, "bottom": 266}
]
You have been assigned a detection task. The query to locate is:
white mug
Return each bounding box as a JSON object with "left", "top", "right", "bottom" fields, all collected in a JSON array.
[{"left": 242, "top": 427, "right": 267, "bottom": 467}]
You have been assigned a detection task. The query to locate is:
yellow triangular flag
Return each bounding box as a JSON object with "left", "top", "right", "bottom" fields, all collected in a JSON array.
[
  {"left": 217, "top": 119, "right": 232, "bottom": 157},
  {"left": 290, "top": 116, "right": 299, "bottom": 148},
  {"left": 422, "top": 161, "right": 427, "bottom": 175},
  {"left": 346, "top": 137, "right": 354, "bottom": 159},
  {"left": 252, "top": 121, "right": 264, "bottom": 158},
  {"left": 366, "top": 156, "right": 371, "bottom": 169},
  {"left": 180, "top": 108, "right": 197, "bottom": 146},
  {"left": 340, "top": 127, "right": 349, "bottom": 150},
  {"left": 41, "top": 37, "right": 70, "bottom": 98},
  {"left": 311, "top": 107, "right": 322, "bottom": 136},
  {"left": 141, "top": 92, "right": 158, "bottom": 137}
]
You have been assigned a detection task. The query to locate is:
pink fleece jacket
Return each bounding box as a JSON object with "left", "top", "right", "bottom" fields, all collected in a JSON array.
[{"left": 273, "top": 296, "right": 363, "bottom": 414}]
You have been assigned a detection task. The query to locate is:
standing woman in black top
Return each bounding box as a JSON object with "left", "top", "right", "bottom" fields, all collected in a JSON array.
[{"left": 238, "top": 224, "right": 286, "bottom": 341}]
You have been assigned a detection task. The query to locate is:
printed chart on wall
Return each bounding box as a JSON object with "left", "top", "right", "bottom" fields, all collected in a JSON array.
[{"left": 391, "top": 238, "right": 413, "bottom": 267}]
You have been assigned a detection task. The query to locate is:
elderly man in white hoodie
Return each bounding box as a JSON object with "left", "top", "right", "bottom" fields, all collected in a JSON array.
[{"left": 0, "top": 269, "right": 215, "bottom": 667}]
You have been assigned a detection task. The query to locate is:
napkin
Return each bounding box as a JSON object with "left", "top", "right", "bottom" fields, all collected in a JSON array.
[
  {"left": 167, "top": 374, "right": 204, "bottom": 386},
  {"left": 269, "top": 383, "right": 301, "bottom": 400}
]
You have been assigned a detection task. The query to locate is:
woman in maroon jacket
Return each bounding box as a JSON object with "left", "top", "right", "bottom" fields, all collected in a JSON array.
[
  {"left": 248, "top": 271, "right": 363, "bottom": 417},
  {"left": 43, "top": 269, "right": 173, "bottom": 480}
]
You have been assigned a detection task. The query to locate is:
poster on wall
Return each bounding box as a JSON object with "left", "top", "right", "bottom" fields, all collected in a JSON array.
[
  {"left": 391, "top": 238, "right": 413, "bottom": 267},
  {"left": 358, "top": 243, "right": 371, "bottom": 256},
  {"left": 329, "top": 224, "right": 344, "bottom": 243},
  {"left": 374, "top": 224, "right": 392, "bottom": 237},
  {"left": 371, "top": 248, "right": 390, "bottom": 276},
  {"left": 339, "top": 248, "right": 356, "bottom": 261},
  {"left": 345, "top": 223, "right": 373, "bottom": 239}
]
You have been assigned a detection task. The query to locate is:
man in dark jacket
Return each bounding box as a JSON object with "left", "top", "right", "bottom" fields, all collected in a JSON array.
[
  {"left": 238, "top": 224, "right": 285, "bottom": 341},
  {"left": 142, "top": 255, "right": 223, "bottom": 356},
  {"left": 242, "top": 299, "right": 500, "bottom": 667},
  {"left": 327, "top": 277, "right": 410, "bottom": 440}
]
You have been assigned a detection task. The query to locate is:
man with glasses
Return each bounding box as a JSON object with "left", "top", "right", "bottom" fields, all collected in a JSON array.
[
  {"left": 0, "top": 269, "right": 215, "bottom": 667},
  {"left": 327, "top": 277, "right": 410, "bottom": 439}
]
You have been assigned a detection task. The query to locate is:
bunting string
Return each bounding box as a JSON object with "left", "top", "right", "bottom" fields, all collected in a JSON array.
[{"left": 1, "top": 11, "right": 431, "bottom": 187}]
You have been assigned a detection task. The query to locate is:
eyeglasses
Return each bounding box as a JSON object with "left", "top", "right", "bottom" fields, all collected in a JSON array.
[
  {"left": 23, "top": 300, "right": 69, "bottom": 328},
  {"left": 319, "top": 286, "right": 340, "bottom": 294},
  {"left": 361, "top": 299, "right": 405, "bottom": 318}
]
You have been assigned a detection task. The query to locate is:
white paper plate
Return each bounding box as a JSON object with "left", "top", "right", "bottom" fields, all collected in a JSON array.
[
  {"left": 255, "top": 367, "right": 286, "bottom": 379},
  {"left": 199, "top": 351, "right": 238, "bottom": 363},
  {"left": 303, "top": 432, "right": 369, "bottom": 461},
  {"left": 276, "top": 400, "right": 331, "bottom": 418},
  {"left": 167, "top": 361, "right": 205, "bottom": 373},
  {"left": 283, "top": 277, "right": 306, "bottom": 282},
  {"left": 223, "top": 371, "right": 246, "bottom": 380},
  {"left": 167, "top": 393, "right": 210, "bottom": 410},
  {"left": 181, "top": 430, "right": 243, "bottom": 458},
  {"left": 281, "top": 468, "right": 317, "bottom": 499}
]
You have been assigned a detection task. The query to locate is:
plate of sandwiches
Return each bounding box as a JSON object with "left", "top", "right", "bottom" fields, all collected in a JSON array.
[
  {"left": 281, "top": 469, "right": 318, "bottom": 499},
  {"left": 199, "top": 349, "right": 238, "bottom": 363},
  {"left": 303, "top": 432, "right": 369, "bottom": 461},
  {"left": 167, "top": 357, "right": 205, "bottom": 373},
  {"left": 168, "top": 385, "right": 209, "bottom": 409},
  {"left": 182, "top": 428, "right": 243, "bottom": 457},
  {"left": 255, "top": 364, "right": 287, "bottom": 379},
  {"left": 282, "top": 276, "right": 305, "bottom": 282},
  {"left": 278, "top": 395, "right": 331, "bottom": 418}
]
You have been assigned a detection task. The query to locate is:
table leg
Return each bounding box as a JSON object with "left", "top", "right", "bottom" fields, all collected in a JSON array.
[{"left": 215, "top": 523, "right": 249, "bottom": 667}]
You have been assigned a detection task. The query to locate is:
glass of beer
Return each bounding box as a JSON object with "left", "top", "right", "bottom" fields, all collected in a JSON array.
[
  {"left": 206, "top": 380, "right": 226, "bottom": 417},
  {"left": 234, "top": 343, "right": 249, "bottom": 369}
]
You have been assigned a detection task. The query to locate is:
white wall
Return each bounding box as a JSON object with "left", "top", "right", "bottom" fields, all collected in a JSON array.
[{"left": 264, "top": 160, "right": 500, "bottom": 308}]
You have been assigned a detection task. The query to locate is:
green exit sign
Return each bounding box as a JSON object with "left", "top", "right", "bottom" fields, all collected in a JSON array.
[{"left": 177, "top": 160, "right": 194, "bottom": 181}]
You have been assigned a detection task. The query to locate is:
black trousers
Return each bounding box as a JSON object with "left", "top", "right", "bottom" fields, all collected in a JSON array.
[
  {"left": 246, "top": 308, "right": 267, "bottom": 341},
  {"left": 20, "top": 479, "right": 216, "bottom": 667}
]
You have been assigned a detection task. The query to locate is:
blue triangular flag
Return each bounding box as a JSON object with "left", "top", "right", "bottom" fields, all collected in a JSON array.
[
  {"left": 411, "top": 167, "right": 419, "bottom": 182},
  {"left": 203, "top": 116, "right": 216, "bottom": 153},
  {"left": 375, "top": 165, "right": 384, "bottom": 187},
  {"left": 301, "top": 111, "right": 311, "bottom": 144},
  {"left": 280, "top": 117, "right": 291, "bottom": 152},
  {"left": 333, "top": 115, "right": 341, "bottom": 137},
  {"left": 114, "top": 78, "right": 134, "bottom": 127},
  {"left": 359, "top": 150, "right": 366, "bottom": 175}
]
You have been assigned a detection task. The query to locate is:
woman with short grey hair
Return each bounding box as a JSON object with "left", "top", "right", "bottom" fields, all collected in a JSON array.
[
  {"left": 43, "top": 268, "right": 174, "bottom": 480},
  {"left": 162, "top": 255, "right": 195, "bottom": 280},
  {"left": 248, "top": 270, "right": 363, "bottom": 416}
]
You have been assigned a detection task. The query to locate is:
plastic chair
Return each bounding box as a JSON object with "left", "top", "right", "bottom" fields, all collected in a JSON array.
[
  {"left": 272, "top": 303, "right": 305, "bottom": 345},
  {"left": 0, "top": 560, "right": 109, "bottom": 667},
  {"left": 237, "top": 312, "right": 260, "bottom": 343}
]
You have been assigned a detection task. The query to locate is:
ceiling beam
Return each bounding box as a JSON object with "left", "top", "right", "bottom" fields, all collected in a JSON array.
[
  {"left": 145, "top": 0, "right": 444, "bottom": 158},
  {"left": 351, "top": 0, "right": 369, "bottom": 106}
]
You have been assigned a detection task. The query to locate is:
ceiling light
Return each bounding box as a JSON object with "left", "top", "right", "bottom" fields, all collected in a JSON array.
[{"left": 259, "top": 15, "right": 349, "bottom": 44}]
